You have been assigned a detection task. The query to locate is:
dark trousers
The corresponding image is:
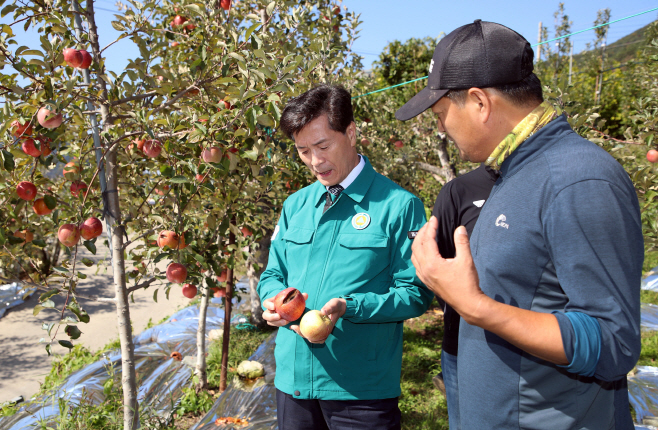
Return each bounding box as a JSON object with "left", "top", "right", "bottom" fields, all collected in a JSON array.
[{"left": 276, "top": 389, "right": 401, "bottom": 430}]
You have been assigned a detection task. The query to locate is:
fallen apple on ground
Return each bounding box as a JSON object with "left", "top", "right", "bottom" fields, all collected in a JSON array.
[
  {"left": 273, "top": 287, "right": 306, "bottom": 321},
  {"left": 299, "top": 310, "right": 332, "bottom": 342}
]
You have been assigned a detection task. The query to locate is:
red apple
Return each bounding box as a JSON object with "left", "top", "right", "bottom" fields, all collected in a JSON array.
[
  {"left": 299, "top": 310, "right": 332, "bottom": 342},
  {"left": 171, "top": 42, "right": 180, "bottom": 47},
  {"left": 157, "top": 230, "right": 179, "bottom": 249},
  {"left": 78, "top": 50, "right": 92, "bottom": 69},
  {"left": 10, "top": 120, "right": 32, "bottom": 137},
  {"left": 228, "top": 147, "right": 239, "bottom": 153},
  {"left": 218, "top": 99, "right": 232, "bottom": 110},
  {"left": 333, "top": 6, "right": 340, "bottom": 14},
  {"left": 36, "top": 136, "right": 52, "bottom": 156},
  {"left": 155, "top": 185, "right": 170, "bottom": 196},
  {"left": 360, "top": 137, "right": 370, "bottom": 147},
  {"left": 220, "top": 0, "right": 231, "bottom": 10},
  {"left": 63, "top": 162, "right": 80, "bottom": 179},
  {"left": 80, "top": 217, "right": 103, "bottom": 240},
  {"left": 394, "top": 140, "right": 404, "bottom": 149},
  {"left": 273, "top": 287, "right": 306, "bottom": 321},
  {"left": 166, "top": 263, "right": 187, "bottom": 283},
  {"left": 14, "top": 229, "right": 34, "bottom": 243},
  {"left": 63, "top": 48, "right": 83, "bottom": 67},
  {"left": 177, "top": 232, "right": 189, "bottom": 249},
  {"left": 182, "top": 283, "right": 197, "bottom": 298},
  {"left": 58, "top": 223, "right": 81, "bottom": 247},
  {"left": 647, "top": 149, "right": 658, "bottom": 163},
  {"left": 332, "top": 25, "right": 339, "bottom": 32},
  {"left": 37, "top": 107, "right": 63, "bottom": 129},
  {"left": 172, "top": 15, "right": 187, "bottom": 27},
  {"left": 216, "top": 269, "right": 228, "bottom": 283},
  {"left": 201, "top": 147, "right": 222, "bottom": 163},
  {"left": 16, "top": 181, "right": 37, "bottom": 201},
  {"left": 213, "top": 287, "right": 227, "bottom": 298},
  {"left": 185, "top": 23, "right": 195, "bottom": 31},
  {"left": 241, "top": 227, "right": 253, "bottom": 237},
  {"left": 195, "top": 174, "right": 206, "bottom": 183},
  {"left": 21, "top": 138, "right": 42, "bottom": 157},
  {"left": 33, "top": 198, "right": 54, "bottom": 215},
  {"left": 70, "top": 180, "right": 88, "bottom": 198},
  {"left": 143, "top": 140, "right": 162, "bottom": 158}
]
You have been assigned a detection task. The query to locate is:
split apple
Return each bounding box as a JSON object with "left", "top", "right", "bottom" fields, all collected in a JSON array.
[
  {"left": 299, "top": 310, "right": 332, "bottom": 342},
  {"left": 273, "top": 287, "right": 306, "bottom": 321}
]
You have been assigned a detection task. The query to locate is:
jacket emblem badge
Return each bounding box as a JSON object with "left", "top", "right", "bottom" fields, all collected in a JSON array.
[{"left": 352, "top": 213, "right": 371, "bottom": 230}]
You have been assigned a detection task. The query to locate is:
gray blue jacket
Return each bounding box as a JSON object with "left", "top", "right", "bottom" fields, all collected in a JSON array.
[{"left": 460, "top": 115, "right": 642, "bottom": 429}]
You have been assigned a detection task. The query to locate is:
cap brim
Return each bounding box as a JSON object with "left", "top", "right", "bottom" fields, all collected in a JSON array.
[{"left": 395, "top": 87, "right": 449, "bottom": 121}]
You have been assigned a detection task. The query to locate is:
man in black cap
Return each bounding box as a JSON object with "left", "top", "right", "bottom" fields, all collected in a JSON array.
[{"left": 400, "top": 20, "right": 642, "bottom": 429}]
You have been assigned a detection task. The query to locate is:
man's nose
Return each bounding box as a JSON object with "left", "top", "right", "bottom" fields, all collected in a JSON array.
[{"left": 311, "top": 150, "right": 324, "bottom": 167}]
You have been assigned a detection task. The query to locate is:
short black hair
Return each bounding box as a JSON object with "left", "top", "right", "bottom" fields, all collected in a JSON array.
[
  {"left": 279, "top": 84, "right": 354, "bottom": 140},
  {"left": 446, "top": 73, "right": 544, "bottom": 107}
]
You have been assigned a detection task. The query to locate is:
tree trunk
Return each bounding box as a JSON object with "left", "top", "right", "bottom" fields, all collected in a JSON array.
[
  {"left": 194, "top": 279, "right": 210, "bottom": 391},
  {"left": 247, "top": 233, "right": 270, "bottom": 329},
  {"left": 219, "top": 226, "right": 236, "bottom": 392},
  {"left": 81, "top": 1, "right": 139, "bottom": 428},
  {"left": 435, "top": 134, "right": 456, "bottom": 182}
]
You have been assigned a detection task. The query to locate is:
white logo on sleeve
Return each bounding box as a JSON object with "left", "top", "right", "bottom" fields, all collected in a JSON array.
[
  {"left": 473, "top": 200, "right": 485, "bottom": 208},
  {"left": 271, "top": 225, "right": 280, "bottom": 240},
  {"left": 495, "top": 214, "right": 509, "bottom": 229}
]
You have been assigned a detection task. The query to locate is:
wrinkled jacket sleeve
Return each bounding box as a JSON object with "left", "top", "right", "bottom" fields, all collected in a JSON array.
[
  {"left": 544, "top": 180, "right": 642, "bottom": 381},
  {"left": 341, "top": 197, "right": 434, "bottom": 323},
  {"left": 257, "top": 203, "right": 289, "bottom": 308}
]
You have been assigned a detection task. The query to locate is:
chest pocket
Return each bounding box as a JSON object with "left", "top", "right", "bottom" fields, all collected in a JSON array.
[{"left": 336, "top": 233, "right": 390, "bottom": 283}]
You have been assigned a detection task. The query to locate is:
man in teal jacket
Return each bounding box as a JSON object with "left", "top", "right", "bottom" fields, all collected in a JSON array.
[{"left": 258, "top": 85, "right": 433, "bottom": 430}]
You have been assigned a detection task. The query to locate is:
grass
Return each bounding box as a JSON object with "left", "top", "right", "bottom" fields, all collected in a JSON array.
[{"left": 400, "top": 301, "right": 449, "bottom": 430}]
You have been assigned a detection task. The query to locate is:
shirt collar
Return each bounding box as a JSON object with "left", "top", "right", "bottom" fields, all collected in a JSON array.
[{"left": 314, "top": 155, "right": 375, "bottom": 207}]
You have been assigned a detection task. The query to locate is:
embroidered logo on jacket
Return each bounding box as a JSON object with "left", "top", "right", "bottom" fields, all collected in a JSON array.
[
  {"left": 495, "top": 214, "right": 509, "bottom": 229},
  {"left": 473, "top": 200, "right": 485, "bottom": 208}
]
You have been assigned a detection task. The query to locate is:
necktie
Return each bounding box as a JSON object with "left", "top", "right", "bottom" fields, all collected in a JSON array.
[{"left": 323, "top": 185, "right": 344, "bottom": 213}]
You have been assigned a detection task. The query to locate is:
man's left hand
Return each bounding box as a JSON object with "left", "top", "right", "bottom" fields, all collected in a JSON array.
[{"left": 411, "top": 216, "right": 488, "bottom": 325}]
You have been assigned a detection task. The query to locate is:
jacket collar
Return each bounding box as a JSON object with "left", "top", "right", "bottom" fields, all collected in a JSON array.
[
  {"left": 314, "top": 155, "right": 376, "bottom": 207},
  {"left": 498, "top": 114, "right": 574, "bottom": 179}
]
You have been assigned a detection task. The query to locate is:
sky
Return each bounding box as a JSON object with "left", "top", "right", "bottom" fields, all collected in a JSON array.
[{"left": 1, "top": 1, "right": 657, "bottom": 81}]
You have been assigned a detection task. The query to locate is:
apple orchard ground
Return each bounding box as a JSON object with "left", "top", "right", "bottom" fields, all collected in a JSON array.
[{"left": 0, "top": 241, "right": 190, "bottom": 404}]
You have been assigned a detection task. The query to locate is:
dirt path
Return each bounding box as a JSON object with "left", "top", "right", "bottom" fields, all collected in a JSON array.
[{"left": 0, "top": 241, "right": 191, "bottom": 404}]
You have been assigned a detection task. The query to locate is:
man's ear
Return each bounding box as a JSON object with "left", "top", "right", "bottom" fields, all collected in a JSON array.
[
  {"left": 347, "top": 121, "right": 357, "bottom": 147},
  {"left": 467, "top": 88, "right": 492, "bottom": 124}
]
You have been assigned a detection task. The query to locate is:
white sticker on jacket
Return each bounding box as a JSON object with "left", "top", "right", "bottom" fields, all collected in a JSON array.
[
  {"left": 272, "top": 225, "right": 280, "bottom": 240},
  {"left": 352, "top": 213, "right": 371, "bottom": 230}
]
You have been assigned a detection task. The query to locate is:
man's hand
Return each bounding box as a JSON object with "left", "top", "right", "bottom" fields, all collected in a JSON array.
[
  {"left": 411, "top": 216, "right": 488, "bottom": 324},
  {"left": 262, "top": 292, "right": 309, "bottom": 327},
  {"left": 291, "top": 298, "right": 346, "bottom": 344}
]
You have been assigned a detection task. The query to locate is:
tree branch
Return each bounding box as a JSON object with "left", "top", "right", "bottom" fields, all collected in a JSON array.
[
  {"left": 110, "top": 90, "right": 158, "bottom": 106},
  {"left": 125, "top": 277, "right": 158, "bottom": 294}
]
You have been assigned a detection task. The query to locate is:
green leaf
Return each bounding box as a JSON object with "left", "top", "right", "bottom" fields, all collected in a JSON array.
[
  {"left": 52, "top": 266, "right": 69, "bottom": 273},
  {"left": 243, "top": 148, "right": 258, "bottom": 161},
  {"left": 58, "top": 340, "right": 74, "bottom": 349},
  {"left": 245, "top": 108, "right": 257, "bottom": 133},
  {"left": 154, "top": 252, "right": 168, "bottom": 264},
  {"left": 76, "top": 272, "right": 87, "bottom": 279},
  {"left": 21, "top": 49, "right": 43, "bottom": 57},
  {"left": 42, "top": 299, "right": 55, "bottom": 308},
  {"left": 81, "top": 258, "right": 94, "bottom": 267},
  {"left": 266, "top": 0, "right": 276, "bottom": 16},
  {"left": 67, "top": 302, "right": 90, "bottom": 323},
  {"left": 45, "top": 344, "right": 51, "bottom": 356},
  {"left": 244, "top": 22, "right": 261, "bottom": 42},
  {"left": 0, "top": 229, "right": 6, "bottom": 246},
  {"left": 33, "top": 305, "right": 45, "bottom": 316},
  {"left": 7, "top": 236, "right": 25, "bottom": 245},
  {"left": 160, "top": 165, "right": 174, "bottom": 177},
  {"left": 32, "top": 239, "right": 47, "bottom": 247},
  {"left": 84, "top": 241, "right": 97, "bottom": 255},
  {"left": 257, "top": 114, "right": 275, "bottom": 127},
  {"left": 169, "top": 175, "right": 190, "bottom": 184},
  {"left": 44, "top": 195, "right": 56, "bottom": 210},
  {"left": 153, "top": 288, "right": 158, "bottom": 303},
  {"left": 64, "top": 325, "right": 82, "bottom": 340},
  {"left": 40, "top": 288, "right": 60, "bottom": 302},
  {"left": 1, "top": 149, "right": 14, "bottom": 171},
  {"left": 111, "top": 21, "right": 126, "bottom": 31}
]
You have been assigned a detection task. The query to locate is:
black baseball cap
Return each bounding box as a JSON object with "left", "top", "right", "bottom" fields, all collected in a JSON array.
[{"left": 395, "top": 20, "right": 535, "bottom": 121}]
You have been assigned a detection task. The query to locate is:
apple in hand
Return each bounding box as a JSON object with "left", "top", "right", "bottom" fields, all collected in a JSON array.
[
  {"left": 273, "top": 287, "right": 306, "bottom": 321},
  {"left": 299, "top": 310, "right": 333, "bottom": 342}
]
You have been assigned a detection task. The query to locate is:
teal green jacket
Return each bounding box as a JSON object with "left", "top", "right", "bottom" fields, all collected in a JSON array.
[{"left": 258, "top": 157, "right": 433, "bottom": 400}]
